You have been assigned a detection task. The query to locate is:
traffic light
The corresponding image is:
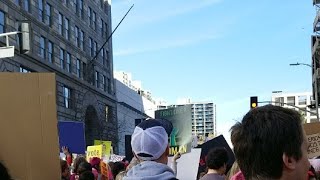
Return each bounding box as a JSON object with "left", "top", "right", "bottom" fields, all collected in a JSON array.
[
  {"left": 250, "top": 96, "right": 258, "bottom": 109},
  {"left": 19, "top": 22, "right": 30, "bottom": 54}
]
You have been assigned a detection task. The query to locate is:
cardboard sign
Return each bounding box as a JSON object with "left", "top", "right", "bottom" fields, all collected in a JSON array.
[
  {"left": 94, "top": 140, "right": 112, "bottom": 157},
  {"left": 304, "top": 122, "right": 320, "bottom": 158},
  {"left": 307, "top": 134, "right": 320, "bottom": 158},
  {"left": 87, "top": 145, "right": 103, "bottom": 161},
  {"left": 0, "top": 73, "right": 60, "bottom": 179},
  {"left": 100, "top": 161, "right": 110, "bottom": 180}
]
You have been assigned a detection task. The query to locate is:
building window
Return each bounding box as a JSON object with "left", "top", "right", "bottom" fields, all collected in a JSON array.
[
  {"left": 64, "top": 18, "right": 70, "bottom": 40},
  {"left": 99, "top": 19, "right": 103, "bottom": 36},
  {"left": 45, "top": 3, "right": 52, "bottom": 26},
  {"left": 93, "top": 41, "right": 97, "bottom": 57},
  {"left": 287, "top": 96, "right": 295, "bottom": 106},
  {"left": 38, "top": 0, "right": 44, "bottom": 22},
  {"left": 15, "top": 0, "right": 20, "bottom": 5},
  {"left": 104, "top": 23, "right": 108, "bottom": 37},
  {"left": 95, "top": 71, "right": 100, "bottom": 88},
  {"left": 48, "top": 41, "right": 53, "bottom": 63},
  {"left": 60, "top": 48, "right": 65, "bottom": 69},
  {"left": 39, "top": 36, "right": 45, "bottom": 58},
  {"left": 66, "top": 52, "right": 71, "bottom": 73},
  {"left": 100, "top": 0, "right": 104, "bottom": 8},
  {"left": 88, "top": 7, "right": 92, "bottom": 26},
  {"left": 102, "top": 75, "right": 106, "bottom": 91},
  {"left": 79, "top": 30, "right": 84, "bottom": 50},
  {"left": 89, "top": 37, "right": 93, "bottom": 56},
  {"left": 19, "top": 66, "right": 32, "bottom": 73},
  {"left": 76, "top": 0, "right": 83, "bottom": 18},
  {"left": 107, "top": 78, "right": 111, "bottom": 94},
  {"left": 82, "top": 62, "right": 87, "bottom": 79},
  {"left": 63, "top": 86, "right": 72, "bottom": 108},
  {"left": 23, "top": 0, "right": 30, "bottom": 12},
  {"left": 58, "top": 13, "right": 63, "bottom": 35},
  {"left": 75, "top": 26, "right": 79, "bottom": 46},
  {"left": 298, "top": 96, "right": 307, "bottom": 105},
  {"left": 105, "top": 50, "right": 109, "bottom": 67},
  {"left": 76, "top": 59, "right": 81, "bottom": 78},
  {"left": 0, "top": 11, "right": 4, "bottom": 34},
  {"left": 92, "top": 11, "right": 96, "bottom": 30},
  {"left": 101, "top": 47, "right": 105, "bottom": 65}
]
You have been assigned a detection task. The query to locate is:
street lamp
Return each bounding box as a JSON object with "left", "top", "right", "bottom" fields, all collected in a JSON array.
[
  {"left": 289, "top": 62, "right": 312, "bottom": 68},
  {"left": 289, "top": 62, "right": 319, "bottom": 121}
]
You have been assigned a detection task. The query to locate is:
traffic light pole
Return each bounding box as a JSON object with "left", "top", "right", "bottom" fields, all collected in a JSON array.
[{"left": 259, "top": 101, "right": 318, "bottom": 116}]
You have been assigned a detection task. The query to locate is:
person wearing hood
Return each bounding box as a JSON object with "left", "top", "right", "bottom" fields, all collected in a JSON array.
[{"left": 123, "top": 119, "right": 178, "bottom": 180}]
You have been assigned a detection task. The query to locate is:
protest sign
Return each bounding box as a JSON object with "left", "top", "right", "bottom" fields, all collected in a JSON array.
[
  {"left": 109, "top": 154, "right": 126, "bottom": 162},
  {"left": 0, "top": 73, "right": 60, "bottom": 179},
  {"left": 58, "top": 121, "right": 86, "bottom": 154},
  {"left": 100, "top": 161, "right": 110, "bottom": 180},
  {"left": 86, "top": 145, "right": 103, "bottom": 161},
  {"left": 304, "top": 122, "right": 320, "bottom": 158},
  {"left": 155, "top": 105, "right": 192, "bottom": 156},
  {"left": 94, "top": 140, "right": 112, "bottom": 157}
]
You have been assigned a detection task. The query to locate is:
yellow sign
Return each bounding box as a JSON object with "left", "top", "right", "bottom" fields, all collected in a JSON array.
[
  {"left": 94, "top": 140, "right": 112, "bottom": 157},
  {"left": 86, "top": 145, "right": 103, "bottom": 162}
]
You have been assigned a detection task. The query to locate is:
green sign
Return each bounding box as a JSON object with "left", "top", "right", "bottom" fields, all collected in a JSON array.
[{"left": 155, "top": 105, "right": 192, "bottom": 156}]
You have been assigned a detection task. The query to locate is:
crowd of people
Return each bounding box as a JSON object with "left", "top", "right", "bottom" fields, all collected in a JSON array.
[{"left": 0, "top": 105, "right": 319, "bottom": 180}]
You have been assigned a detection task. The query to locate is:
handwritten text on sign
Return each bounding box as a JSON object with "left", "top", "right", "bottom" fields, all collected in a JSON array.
[
  {"left": 307, "top": 133, "right": 320, "bottom": 158},
  {"left": 86, "top": 145, "right": 103, "bottom": 161}
]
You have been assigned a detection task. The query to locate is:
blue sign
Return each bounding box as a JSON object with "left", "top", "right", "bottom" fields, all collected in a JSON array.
[{"left": 58, "top": 121, "right": 86, "bottom": 154}]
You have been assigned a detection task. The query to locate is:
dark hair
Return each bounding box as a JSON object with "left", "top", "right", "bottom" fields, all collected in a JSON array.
[
  {"left": 112, "top": 162, "right": 126, "bottom": 178},
  {"left": 77, "top": 162, "right": 92, "bottom": 175},
  {"left": 0, "top": 162, "right": 12, "bottom": 180},
  {"left": 79, "top": 171, "right": 95, "bottom": 180},
  {"left": 206, "top": 147, "right": 228, "bottom": 170},
  {"left": 230, "top": 105, "right": 304, "bottom": 179},
  {"left": 60, "top": 160, "right": 68, "bottom": 174},
  {"left": 73, "top": 156, "right": 87, "bottom": 174}
]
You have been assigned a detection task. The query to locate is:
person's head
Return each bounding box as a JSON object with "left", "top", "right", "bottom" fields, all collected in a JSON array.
[
  {"left": 131, "top": 118, "right": 173, "bottom": 164},
  {"left": 112, "top": 162, "right": 126, "bottom": 178},
  {"left": 230, "top": 105, "right": 310, "bottom": 180},
  {"left": 0, "top": 161, "right": 12, "bottom": 180},
  {"left": 79, "top": 171, "right": 95, "bottom": 180},
  {"left": 90, "top": 157, "right": 101, "bottom": 172},
  {"left": 206, "top": 147, "right": 229, "bottom": 174},
  {"left": 73, "top": 156, "right": 87, "bottom": 174},
  {"left": 77, "top": 162, "right": 92, "bottom": 175},
  {"left": 60, "top": 159, "right": 70, "bottom": 179}
]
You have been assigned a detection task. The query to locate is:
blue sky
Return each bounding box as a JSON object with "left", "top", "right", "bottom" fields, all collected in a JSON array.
[{"left": 111, "top": 0, "right": 315, "bottom": 143}]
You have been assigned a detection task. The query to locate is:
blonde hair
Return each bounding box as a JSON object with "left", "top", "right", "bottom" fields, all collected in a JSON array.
[
  {"left": 226, "top": 161, "right": 240, "bottom": 180},
  {"left": 115, "top": 171, "right": 126, "bottom": 180},
  {"left": 126, "top": 157, "right": 140, "bottom": 171}
]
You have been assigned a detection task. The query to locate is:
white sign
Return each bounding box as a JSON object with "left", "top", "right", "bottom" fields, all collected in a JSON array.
[{"left": 0, "top": 46, "right": 15, "bottom": 58}]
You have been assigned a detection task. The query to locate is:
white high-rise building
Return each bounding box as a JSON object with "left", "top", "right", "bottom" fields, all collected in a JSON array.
[{"left": 271, "top": 91, "right": 317, "bottom": 123}]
